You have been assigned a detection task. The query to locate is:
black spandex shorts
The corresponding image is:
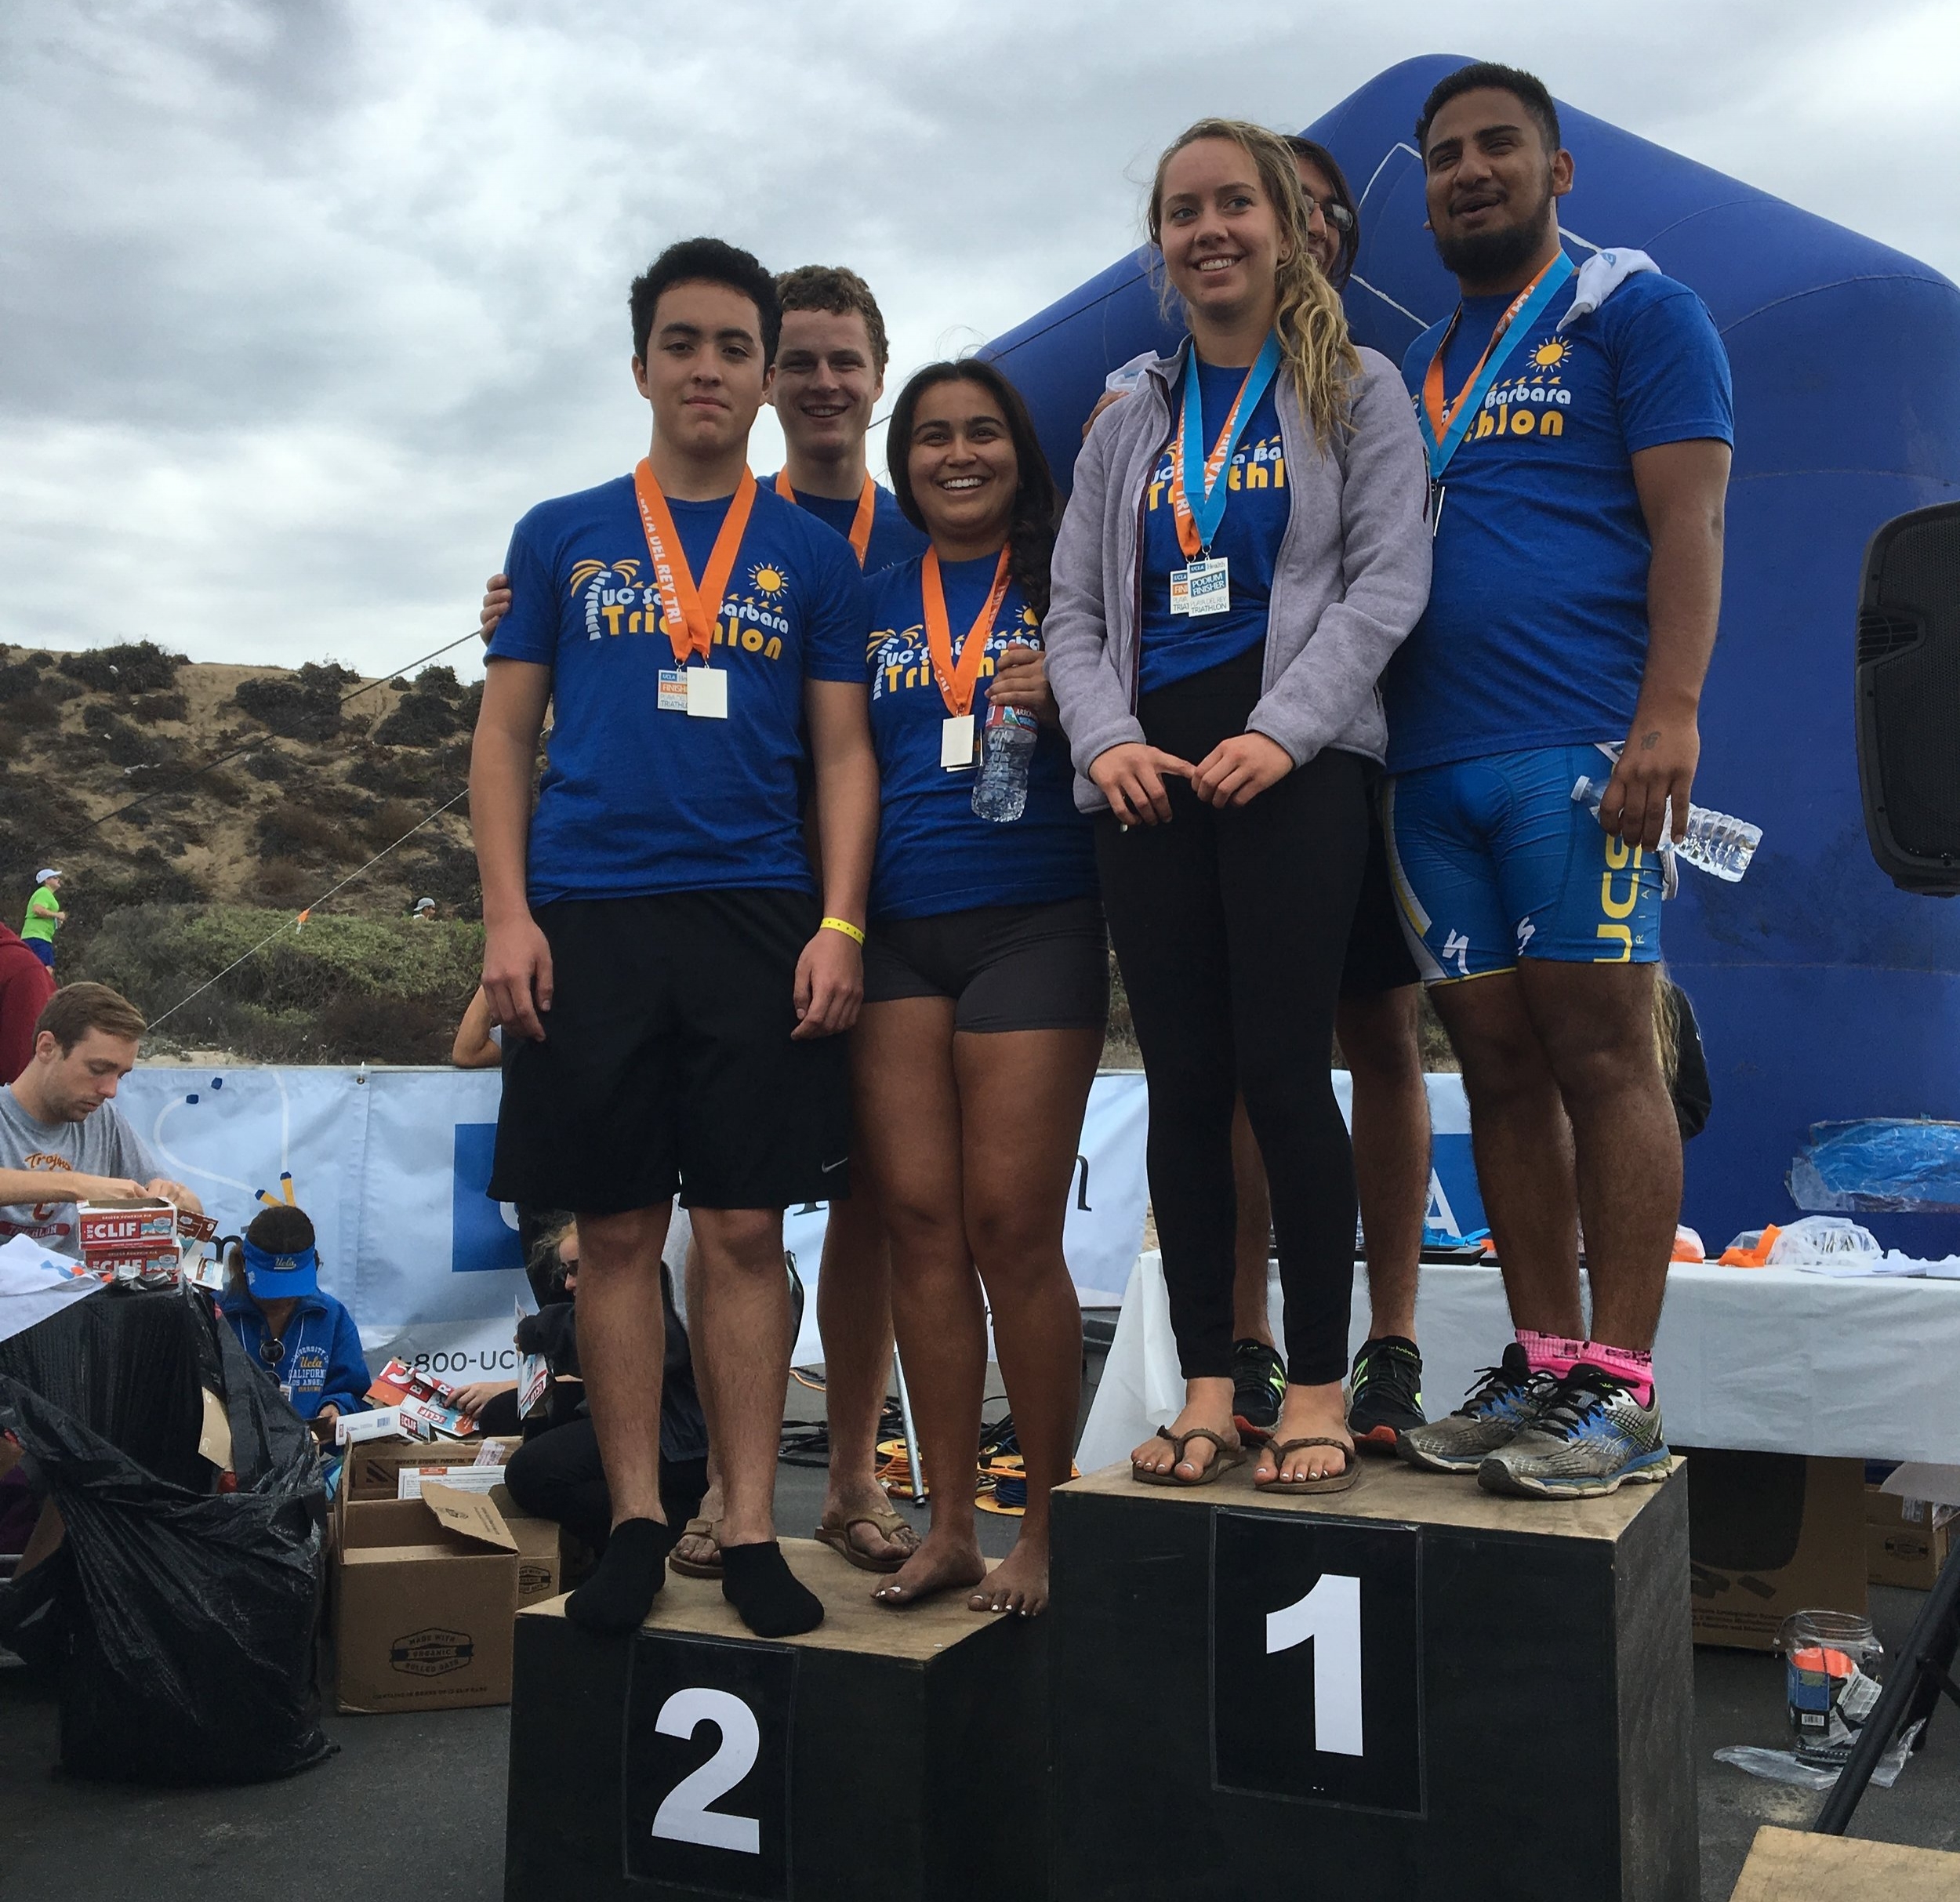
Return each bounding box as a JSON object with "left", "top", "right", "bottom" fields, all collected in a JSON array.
[
  {"left": 862, "top": 895, "right": 1109, "bottom": 1033},
  {"left": 1341, "top": 789, "right": 1420, "bottom": 998},
  {"left": 489, "top": 889, "right": 851, "bottom": 1214}
]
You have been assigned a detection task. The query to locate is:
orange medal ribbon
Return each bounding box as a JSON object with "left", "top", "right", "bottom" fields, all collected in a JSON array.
[
  {"left": 775, "top": 470, "right": 877, "bottom": 568},
  {"left": 632, "top": 459, "right": 757, "bottom": 665},
  {"left": 921, "top": 547, "right": 1011, "bottom": 719},
  {"left": 1419, "top": 252, "right": 1573, "bottom": 459}
]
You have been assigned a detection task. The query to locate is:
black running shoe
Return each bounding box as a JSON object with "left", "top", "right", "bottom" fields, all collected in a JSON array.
[
  {"left": 1347, "top": 1336, "right": 1426, "bottom": 1452},
  {"left": 1230, "top": 1338, "right": 1286, "bottom": 1442}
]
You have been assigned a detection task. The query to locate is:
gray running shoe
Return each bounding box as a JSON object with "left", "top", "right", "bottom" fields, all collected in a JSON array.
[
  {"left": 1477, "top": 1364, "right": 1671, "bottom": 1499},
  {"left": 1396, "top": 1343, "right": 1557, "bottom": 1475}
]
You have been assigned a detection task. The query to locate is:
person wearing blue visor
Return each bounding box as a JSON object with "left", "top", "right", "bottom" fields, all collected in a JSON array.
[{"left": 219, "top": 1203, "right": 371, "bottom": 1425}]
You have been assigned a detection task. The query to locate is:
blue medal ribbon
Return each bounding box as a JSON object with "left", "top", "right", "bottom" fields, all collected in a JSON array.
[{"left": 1175, "top": 331, "right": 1283, "bottom": 555}]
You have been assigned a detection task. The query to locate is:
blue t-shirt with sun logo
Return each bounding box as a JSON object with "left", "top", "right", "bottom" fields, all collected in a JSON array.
[
  {"left": 1385, "top": 267, "right": 1733, "bottom": 775},
  {"left": 488, "top": 475, "right": 869, "bottom": 902},
  {"left": 768, "top": 479, "right": 930, "bottom": 574},
  {"left": 863, "top": 554, "right": 1096, "bottom": 921},
  {"left": 1138, "top": 355, "right": 1293, "bottom": 695}
]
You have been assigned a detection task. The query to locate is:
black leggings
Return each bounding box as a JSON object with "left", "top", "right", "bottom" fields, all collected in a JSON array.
[{"left": 1096, "top": 646, "right": 1368, "bottom": 1387}]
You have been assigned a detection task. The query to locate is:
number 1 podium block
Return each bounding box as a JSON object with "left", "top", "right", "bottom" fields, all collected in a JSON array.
[
  {"left": 1050, "top": 1458, "right": 1693, "bottom": 1902},
  {"left": 503, "top": 1537, "right": 1048, "bottom": 1901}
]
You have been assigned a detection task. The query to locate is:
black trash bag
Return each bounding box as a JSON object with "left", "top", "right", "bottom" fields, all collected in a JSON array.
[{"left": 0, "top": 1292, "right": 332, "bottom": 1784}]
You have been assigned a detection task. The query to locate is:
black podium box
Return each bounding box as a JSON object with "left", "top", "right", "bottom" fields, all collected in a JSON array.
[
  {"left": 504, "top": 1537, "right": 1047, "bottom": 1901},
  {"left": 1051, "top": 1457, "right": 1693, "bottom": 1902}
]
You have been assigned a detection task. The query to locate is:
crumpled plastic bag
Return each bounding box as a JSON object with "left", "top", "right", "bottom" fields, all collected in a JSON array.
[
  {"left": 1766, "top": 1216, "right": 1882, "bottom": 1264},
  {"left": 1789, "top": 1119, "right": 1960, "bottom": 1214},
  {"left": 0, "top": 1293, "right": 330, "bottom": 1784},
  {"left": 1715, "top": 1720, "right": 1924, "bottom": 1791}
]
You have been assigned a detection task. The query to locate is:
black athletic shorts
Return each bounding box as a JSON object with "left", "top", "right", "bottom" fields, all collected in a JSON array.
[
  {"left": 1342, "top": 788, "right": 1420, "bottom": 998},
  {"left": 862, "top": 895, "right": 1109, "bottom": 1033},
  {"left": 488, "top": 889, "right": 851, "bottom": 1215}
]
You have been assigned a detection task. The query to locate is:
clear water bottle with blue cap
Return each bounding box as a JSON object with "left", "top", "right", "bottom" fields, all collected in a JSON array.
[
  {"left": 973, "top": 702, "right": 1037, "bottom": 822},
  {"left": 1570, "top": 774, "right": 1762, "bottom": 882}
]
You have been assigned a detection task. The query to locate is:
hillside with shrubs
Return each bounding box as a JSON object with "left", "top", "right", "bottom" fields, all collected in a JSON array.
[{"left": 0, "top": 641, "right": 485, "bottom": 1062}]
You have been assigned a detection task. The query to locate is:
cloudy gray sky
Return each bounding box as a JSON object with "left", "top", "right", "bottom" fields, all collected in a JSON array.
[{"left": 4, "top": 0, "right": 1955, "bottom": 682}]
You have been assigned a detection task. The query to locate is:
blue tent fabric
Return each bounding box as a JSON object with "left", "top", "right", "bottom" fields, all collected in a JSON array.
[{"left": 983, "top": 55, "right": 1960, "bottom": 1254}]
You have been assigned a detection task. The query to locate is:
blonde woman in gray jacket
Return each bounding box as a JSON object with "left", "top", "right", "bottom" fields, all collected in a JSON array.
[{"left": 1045, "top": 118, "right": 1431, "bottom": 1496}]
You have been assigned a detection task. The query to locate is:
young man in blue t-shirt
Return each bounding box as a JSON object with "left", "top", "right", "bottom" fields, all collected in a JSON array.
[
  {"left": 1383, "top": 64, "right": 1733, "bottom": 1498},
  {"left": 477, "top": 265, "right": 929, "bottom": 1586},
  {"left": 473, "top": 238, "right": 879, "bottom": 1636}
]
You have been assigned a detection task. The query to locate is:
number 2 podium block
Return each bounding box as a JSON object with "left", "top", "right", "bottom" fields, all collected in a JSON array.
[
  {"left": 503, "top": 1537, "right": 1048, "bottom": 1902},
  {"left": 1051, "top": 1458, "right": 1693, "bottom": 1902}
]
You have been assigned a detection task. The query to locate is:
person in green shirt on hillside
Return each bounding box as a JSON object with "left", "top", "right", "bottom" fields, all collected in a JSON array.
[{"left": 20, "top": 870, "right": 64, "bottom": 971}]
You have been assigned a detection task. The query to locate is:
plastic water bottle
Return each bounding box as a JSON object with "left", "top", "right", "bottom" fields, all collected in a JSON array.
[
  {"left": 1570, "top": 776, "right": 1762, "bottom": 883},
  {"left": 972, "top": 703, "right": 1037, "bottom": 822}
]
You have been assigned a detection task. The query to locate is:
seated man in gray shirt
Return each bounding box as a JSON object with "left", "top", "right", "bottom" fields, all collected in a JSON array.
[{"left": 0, "top": 982, "right": 201, "bottom": 1261}]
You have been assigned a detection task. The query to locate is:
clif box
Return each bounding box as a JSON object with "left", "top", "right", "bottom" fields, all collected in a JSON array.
[
  {"left": 88, "top": 1246, "right": 185, "bottom": 1281},
  {"left": 78, "top": 1199, "right": 178, "bottom": 1254}
]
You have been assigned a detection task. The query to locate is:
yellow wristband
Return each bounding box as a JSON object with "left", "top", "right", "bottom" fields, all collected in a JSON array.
[{"left": 820, "top": 916, "right": 866, "bottom": 947}]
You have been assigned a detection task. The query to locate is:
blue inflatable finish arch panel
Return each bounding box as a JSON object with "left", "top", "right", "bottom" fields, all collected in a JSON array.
[{"left": 983, "top": 55, "right": 1960, "bottom": 1254}]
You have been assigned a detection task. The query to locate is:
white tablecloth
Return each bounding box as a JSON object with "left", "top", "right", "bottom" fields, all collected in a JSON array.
[{"left": 1076, "top": 1252, "right": 1960, "bottom": 1469}]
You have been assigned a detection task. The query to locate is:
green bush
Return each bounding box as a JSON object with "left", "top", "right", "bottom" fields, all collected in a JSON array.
[
  {"left": 234, "top": 674, "right": 342, "bottom": 742},
  {"left": 76, "top": 904, "right": 485, "bottom": 1063},
  {"left": 0, "top": 661, "right": 45, "bottom": 702},
  {"left": 57, "top": 641, "right": 187, "bottom": 694},
  {"left": 374, "top": 688, "right": 460, "bottom": 746}
]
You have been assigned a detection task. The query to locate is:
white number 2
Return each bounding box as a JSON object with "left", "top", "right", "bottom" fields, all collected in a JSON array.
[
  {"left": 650, "top": 1687, "right": 761, "bottom": 1854},
  {"left": 1265, "top": 1573, "right": 1363, "bottom": 1758}
]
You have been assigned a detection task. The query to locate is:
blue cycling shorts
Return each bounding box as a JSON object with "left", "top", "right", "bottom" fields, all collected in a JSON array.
[{"left": 1382, "top": 746, "right": 1664, "bottom": 983}]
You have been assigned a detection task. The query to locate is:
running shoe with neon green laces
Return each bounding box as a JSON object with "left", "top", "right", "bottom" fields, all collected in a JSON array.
[
  {"left": 1230, "top": 1338, "right": 1286, "bottom": 1443},
  {"left": 1396, "top": 1343, "right": 1559, "bottom": 1475},
  {"left": 1476, "top": 1364, "right": 1671, "bottom": 1498},
  {"left": 1347, "top": 1336, "right": 1426, "bottom": 1452}
]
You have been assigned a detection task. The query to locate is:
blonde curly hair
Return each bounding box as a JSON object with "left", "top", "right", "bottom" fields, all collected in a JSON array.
[{"left": 1149, "top": 117, "right": 1360, "bottom": 449}]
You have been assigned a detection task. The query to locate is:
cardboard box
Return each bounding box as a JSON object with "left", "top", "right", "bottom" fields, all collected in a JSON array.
[
  {"left": 1683, "top": 1449, "right": 1867, "bottom": 1650},
  {"left": 332, "top": 1486, "right": 519, "bottom": 1713},
  {"left": 76, "top": 1199, "right": 176, "bottom": 1250},
  {"left": 341, "top": 1434, "right": 503, "bottom": 1501},
  {"left": 495, "top": 1485, "right": 564, "bottom": 1609},
  {"left": 1867, "top": 1484, "right": 1955, "bottom": 1591}
]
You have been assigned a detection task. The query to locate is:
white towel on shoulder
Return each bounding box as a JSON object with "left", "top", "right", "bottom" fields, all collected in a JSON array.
[{"left": 1555, "top": 248, "right": 1659, "bottom": 332}]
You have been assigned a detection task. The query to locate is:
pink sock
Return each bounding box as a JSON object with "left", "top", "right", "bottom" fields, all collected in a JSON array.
[
  {"left": 1581, "top": 1342, "right": 1653, "bottom": 1407},
  {"left": 1515, "top": 1330, "right": 1584, "bottom": 1379}
]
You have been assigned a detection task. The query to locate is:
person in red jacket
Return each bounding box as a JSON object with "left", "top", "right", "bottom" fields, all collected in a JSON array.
[{"left": 0, "top": 923, "right": 56, "bottom": 1085}]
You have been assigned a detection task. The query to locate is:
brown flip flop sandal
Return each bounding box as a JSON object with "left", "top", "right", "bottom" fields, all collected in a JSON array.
[
  {"left": 1255, "top": 1436, "right": 1359, "bottom": 1495},
  {"left": 1131, "top": 1425, "right": 1248, "bottom": 1487},
  {"left": 815, "top": 1505, "right": 921, "bottom": 1574},
  {"left": 666, "top": 1515, "right": 723, "bottom": 1579}
]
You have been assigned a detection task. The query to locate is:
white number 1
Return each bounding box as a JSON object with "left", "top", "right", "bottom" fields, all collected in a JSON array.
[
  {"left": 650, "top": 1687, "right": 761, "bottom": 1854},
  {"left": 1265, "top": 1573, "right": 1363, "bottom": 1757}
]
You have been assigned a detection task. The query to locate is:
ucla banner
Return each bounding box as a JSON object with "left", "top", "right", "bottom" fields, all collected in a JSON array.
[{"left": 113, "top": 1065, "right": 1482, "bottom": 1380}]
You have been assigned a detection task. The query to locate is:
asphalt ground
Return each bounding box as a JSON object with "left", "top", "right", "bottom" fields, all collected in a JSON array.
[{"left": 2, "top": 1344, "right": 1954, "bottom": 1900}]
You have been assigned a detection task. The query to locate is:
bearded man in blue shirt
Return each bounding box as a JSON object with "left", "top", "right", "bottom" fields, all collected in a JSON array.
[{"left": 1383, "top": 64, "right": 1733, "bottom": 1499}]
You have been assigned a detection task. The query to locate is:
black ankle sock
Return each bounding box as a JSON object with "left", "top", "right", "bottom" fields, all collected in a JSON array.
[
  {"left": 564, "top": 1518, "right": 677, "bottom": 1635},
  {"left": 720, "top": 1540, "right": 823, "bottom": 1638}
]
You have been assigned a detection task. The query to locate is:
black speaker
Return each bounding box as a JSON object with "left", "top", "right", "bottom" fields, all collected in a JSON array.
[{"left": 1856, "top": 499, "right": 1960, "bottom": 895}]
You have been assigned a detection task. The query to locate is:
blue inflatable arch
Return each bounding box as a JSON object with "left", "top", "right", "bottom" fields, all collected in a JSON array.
[{"left": 983, "top": 54, "right": 1960, "bottom": 1254}]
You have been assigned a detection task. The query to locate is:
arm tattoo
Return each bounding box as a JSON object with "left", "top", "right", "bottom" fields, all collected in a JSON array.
[{"left": 1639, "top": 730, "right": 1661, "bottom": 751}]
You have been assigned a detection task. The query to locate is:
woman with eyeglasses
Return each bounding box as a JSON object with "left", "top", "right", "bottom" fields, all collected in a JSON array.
[{"left": 1046, "top": 118, "right": 1430, "bottom": 1496}]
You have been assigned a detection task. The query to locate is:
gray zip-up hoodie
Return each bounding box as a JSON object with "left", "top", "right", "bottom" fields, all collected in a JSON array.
[{"left": 1044, "top": 339, "right": 1432, "bottom": 811}]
